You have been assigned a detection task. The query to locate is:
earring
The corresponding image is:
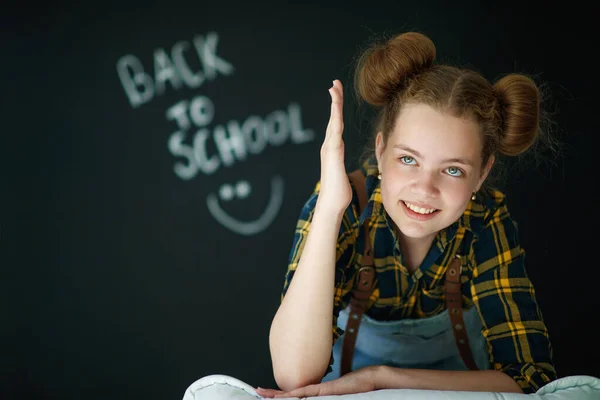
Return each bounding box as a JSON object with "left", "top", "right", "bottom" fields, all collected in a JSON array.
[
  {"left": 377, "top": 173, "right": 382, "bottom": 180},
  {"left": 471, "top": 192, "right": 476, "bottom": 200}
]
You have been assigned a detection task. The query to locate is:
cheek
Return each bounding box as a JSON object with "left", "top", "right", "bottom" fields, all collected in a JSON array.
[
  {"left": 438, "top": 180, "right": 475, "bottom": 204},
  {"left": 380, "top": 177, "right": 405, "bottom": 198},
  {"left": 442, "top": 186, "right": 473, "bottom": 211},
  {"left": 378, "top": 182, "right": 396, "bottom": 210}
]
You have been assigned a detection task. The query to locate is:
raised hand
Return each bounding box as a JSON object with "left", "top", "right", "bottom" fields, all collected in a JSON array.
[{"left": 316, "top": 80, "right": 352, "bottom": 215}]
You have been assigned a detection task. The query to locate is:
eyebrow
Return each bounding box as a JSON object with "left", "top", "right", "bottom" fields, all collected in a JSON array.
[{"left": 392, "top": 144, "right": 474, "bottom": 167}]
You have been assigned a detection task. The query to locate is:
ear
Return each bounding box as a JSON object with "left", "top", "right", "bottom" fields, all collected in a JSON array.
[
  {"left": 375, "top": 132, "right": 385, "bottom": 170},
  {"left": 475, "top": 155, "right": 495, "bottom": 191}
]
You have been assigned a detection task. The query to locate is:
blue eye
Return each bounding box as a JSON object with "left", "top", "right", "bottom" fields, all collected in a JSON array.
[
  {"left": 400, "top": 156, "right": 416, "bottom": 165},
  {"left": 446, "top": 167, "right": 463, "bottom": 177}
]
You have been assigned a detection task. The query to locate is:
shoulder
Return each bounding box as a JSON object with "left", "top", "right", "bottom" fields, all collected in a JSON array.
[
  {"left": 469, "top": 186, "right": 517, "bottom": 234},
  {"left": 296, "top": 156, "right": 381, "bottom": 229},
  {"left": 468, "top": 187, "right": 524, "bottom": 274},
  {"left": 293, "top": 181, "right": 320, "bottom": 225},
  {"left": 347, "top": 155, "right": 380, "bottom": 207}
]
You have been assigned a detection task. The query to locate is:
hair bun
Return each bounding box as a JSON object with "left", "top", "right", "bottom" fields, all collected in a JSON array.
[
  {"left": 355, "top": 32, "right": 436, "bottom": 107},
  {"left": 494, "top": 74, "right": 541, "bottom": 155}
]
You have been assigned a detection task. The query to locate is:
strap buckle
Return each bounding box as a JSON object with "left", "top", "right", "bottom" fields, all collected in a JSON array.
[
  {"left": 355, "top": 266, "right": 375, "bottom": 288},
  {"left": 454, "top": 254, "right": 462, "bottom": 274}
]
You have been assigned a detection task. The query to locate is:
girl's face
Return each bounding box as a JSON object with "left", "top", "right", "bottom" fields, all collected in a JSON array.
[{"left": 375, "top": 103, "right": 493, "bottom": 241}]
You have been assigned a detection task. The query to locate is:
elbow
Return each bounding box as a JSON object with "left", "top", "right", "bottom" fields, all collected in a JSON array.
[
  {"left": 274, "top": 369, "right": 324, "bottom": 392},
  {"left": 268, "top": 320, "right": 332, "bottom": 391},
  {"left": 272, "top": 360, "right": 327, "bottom": 392},
  {"left": 500, "top": 361, "right": 556, "bottom": 394}
]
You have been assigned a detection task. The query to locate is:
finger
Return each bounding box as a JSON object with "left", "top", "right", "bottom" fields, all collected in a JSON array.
[
  {"left": 255, "top": 387, "right": 282, "bottom": 398},
  {"left": 274, "top": 391, "right": 302, "bottom": 398},
  {"left": 325, "top": 80, "right": 344, "bottom": 140},
  {"left": 328, "top": 80, "right": 343, "bottom": 132},
  {"left": 274, "top": 384, "right": 320, "bottom": 398}
]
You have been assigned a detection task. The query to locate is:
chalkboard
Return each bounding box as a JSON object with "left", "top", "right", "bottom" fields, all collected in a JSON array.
[{"left": 2, "top": 1, "right": 598, "bottom": 399}]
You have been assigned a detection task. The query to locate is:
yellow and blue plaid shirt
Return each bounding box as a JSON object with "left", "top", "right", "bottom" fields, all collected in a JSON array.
[{"left": 281, "top": 157, "right": 556, "bottom": 394}]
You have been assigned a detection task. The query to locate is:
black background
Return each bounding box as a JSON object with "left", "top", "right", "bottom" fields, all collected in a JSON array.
[{"left": 2, "top": 1, "right": 598, "bottom": 399}]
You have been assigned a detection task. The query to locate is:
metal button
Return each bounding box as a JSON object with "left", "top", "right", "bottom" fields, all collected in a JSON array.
[{"left": 455, "top": 324, "right": 463, "bottom": 330}]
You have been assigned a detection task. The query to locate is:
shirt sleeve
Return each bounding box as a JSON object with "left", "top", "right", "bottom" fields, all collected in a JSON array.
[
  {"left": 469, "top": 200, "right": 557, "bottom": 394},
  {"left": 280, "top": 180, "right": 360, "bottom": 376}
]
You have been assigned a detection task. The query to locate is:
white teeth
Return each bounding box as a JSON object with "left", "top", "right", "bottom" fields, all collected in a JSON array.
[{"left": 404, "top": 201, "right": 437, "bottom": 214}]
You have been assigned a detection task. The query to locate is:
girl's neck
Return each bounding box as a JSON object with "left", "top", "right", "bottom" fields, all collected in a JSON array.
[{"left": 396, "top": 228, "right": 436, "bottom": 274}]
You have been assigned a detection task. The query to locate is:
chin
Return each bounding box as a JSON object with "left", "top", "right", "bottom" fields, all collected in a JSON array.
[
  {"left": 395, "top": 211, "right": 456, "bottom": 240},
  {"left": 397, "top": 224, "right": 438, "bottom": 239}
]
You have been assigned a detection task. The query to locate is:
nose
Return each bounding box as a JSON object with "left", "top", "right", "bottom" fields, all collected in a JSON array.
[{"left": 410, "top": 170, "right": 440, "bottom": 199}]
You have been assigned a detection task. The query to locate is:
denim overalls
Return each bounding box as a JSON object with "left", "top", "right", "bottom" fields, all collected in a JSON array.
[{"left": 322, "top": 304, "right": 491, "bottom": 382}]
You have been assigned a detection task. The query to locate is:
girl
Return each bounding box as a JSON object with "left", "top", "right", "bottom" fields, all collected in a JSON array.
[{"left": 257, "top": 31, "right": 556, "bottom": 398}]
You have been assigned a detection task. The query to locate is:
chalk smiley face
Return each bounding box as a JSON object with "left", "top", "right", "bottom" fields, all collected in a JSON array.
[{"left": 206, "top": 175, "right": 284, "bottom": 235}]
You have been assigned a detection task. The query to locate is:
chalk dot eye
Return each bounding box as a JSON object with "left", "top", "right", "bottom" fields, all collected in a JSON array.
[
  {"left": 235, "top": 180, "right": 251, "bottom": 199},
  {"left": 219, "top": 184, "right": 234, "bottom": 201}
]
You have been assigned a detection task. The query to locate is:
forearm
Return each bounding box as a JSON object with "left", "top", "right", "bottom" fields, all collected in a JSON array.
[
  {"left": 269, "top": 205, "right": 344, "bottom": 390},
  {"left": 373, "top": 366, "right": 523, "bottom": 393}
]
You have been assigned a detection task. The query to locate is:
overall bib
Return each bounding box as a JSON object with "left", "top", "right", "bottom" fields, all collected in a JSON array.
[{"left": 322, "top": 305, "right": 491, "bottom": 382}]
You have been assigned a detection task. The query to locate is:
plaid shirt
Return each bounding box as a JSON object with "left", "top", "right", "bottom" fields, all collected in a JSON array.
[{"left": 281, "top": 157, "right": 556, "bottom": 394}]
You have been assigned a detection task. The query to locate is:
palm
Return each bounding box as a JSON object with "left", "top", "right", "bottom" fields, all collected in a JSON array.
[{"left": 319, "top": 80, "right": 352, "bottom": 213}]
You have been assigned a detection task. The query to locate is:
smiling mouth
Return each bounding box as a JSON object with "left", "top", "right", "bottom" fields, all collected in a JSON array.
[
  {"left": 401, "top": 200, "right": 440, "bottom": 221},
  {"left": 402, "top": 201, "right": 438, "bottom": 214},
  {"left": 206, "top": 175, "right": 284, "bottom": 236}
]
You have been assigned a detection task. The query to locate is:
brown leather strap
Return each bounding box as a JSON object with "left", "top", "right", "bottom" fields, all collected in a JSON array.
[
  {"left": 445, "top": 256, "right": 479, "bottom": 370},
  {"left": 341, "top": 170, "right": 376, "bottom": 376},
  {"left": 348, "top": 170, "right": 368, "bottom": 212}
]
